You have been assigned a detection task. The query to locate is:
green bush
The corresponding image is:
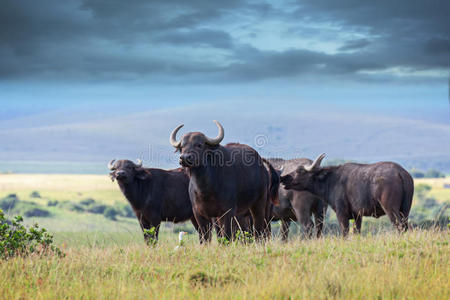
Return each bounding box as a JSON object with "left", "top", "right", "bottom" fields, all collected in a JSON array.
[
  {"left": 424, "top": 169, "right": 446, "bottom": 178},
  {"left": 80, "top": 198, "right": 96, "bottom": 206},
  {"left": 410, "top": 168, "right": 445, "bottom": 178},
  {"left": 114, "top": 203, "right": 135, "bottom": 218},
  {"left": 24, "top": 207, "right": 51, "bottom": 218},
  {"left": 103, "top": 207, "right": 118, "bottom": 221},
  {"left": 30, "top": 191, "right": 41, "bottom": 198},
  {"left": 0, "top": 209, "right": 64, "bottom": 259},
  {"left": 87, "top": 204, "right": 108, "bottom": 214},
  {"left": 47, "top": 200, "right": 59, "bottom": 207},
  {"left": 410, "top": 169, "right": 425, "bottom": 178},
  {"left": 0, "top": 194, "right": 19, "bottom": 211},
  {"left": 58, "top": 201, "right": 85, "bottom": 212}
]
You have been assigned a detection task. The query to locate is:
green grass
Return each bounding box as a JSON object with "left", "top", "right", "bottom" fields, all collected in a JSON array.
[
  {"left": 0, "top": 230, "right": 448, "bottom": 299},
  {"left": 415, "top": 178, "right": 450, "bottom": 203},
  {"left": 1, "top": 174, "right": 449, "bottom": 298}
]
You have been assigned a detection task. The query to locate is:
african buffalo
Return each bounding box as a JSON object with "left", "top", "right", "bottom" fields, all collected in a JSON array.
[
  {"left": 269, "top": 158, "right": 327, "bottom": 241},
  {"left": 170, "top": 120, "right": 279, "bottom": 242},
  {"left": 280, "top": 154, "right": 413, "bottom": 236},
  {"left": 108, "top": 159, "right": 211, "bottom": 243}
]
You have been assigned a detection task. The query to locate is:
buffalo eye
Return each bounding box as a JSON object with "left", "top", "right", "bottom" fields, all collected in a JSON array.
[{"left": 194, "top": 143, "right": 203, "bottom": 150}]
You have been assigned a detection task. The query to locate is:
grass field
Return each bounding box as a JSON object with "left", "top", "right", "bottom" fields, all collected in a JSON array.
[
  {"left": 415, "top": 177, "right": 450, "bottom": 203},
  {"left": 0, "top": 231, "right": 448, "bottom": 299},
  {"left": 0, "top": 174, "right": 123, "bottom": 205},
  {"left": 0, "top": 174, "right": 449, "bottom": 299}
]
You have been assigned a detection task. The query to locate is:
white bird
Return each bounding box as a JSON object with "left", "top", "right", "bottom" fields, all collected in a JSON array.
[{"left": 174, "top": 231, "right": 187, "bottom": 251}]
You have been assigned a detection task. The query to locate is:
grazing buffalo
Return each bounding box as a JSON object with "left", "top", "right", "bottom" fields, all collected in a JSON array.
[
  {"left": 268, "top": 158, "right": 327, "bottom": 241},
  {"left": 280, "top": 154, "right": 414, "bottom": 236},
  {"left": 108, "top": 159, "right": 211, "bottom": 243},
  {"left": 170, "top": 120, "right": 279, "bottom": 242}
]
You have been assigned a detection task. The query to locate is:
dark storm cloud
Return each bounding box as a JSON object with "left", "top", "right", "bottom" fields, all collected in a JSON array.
[
  {"left": 223, "top": 46, "right": 387, "bottom": 82},
  {"left": 153, "top": 29, "right": 234, "bottom": 49},
  {"left": 0, "top": 0, "right": 448, "bottom": 83},
  {"left": 290, "top": 0, "right": 450, "bottom": 70},
  {"left": 338, "top": 39, "right": 371, "bottom": 51}
]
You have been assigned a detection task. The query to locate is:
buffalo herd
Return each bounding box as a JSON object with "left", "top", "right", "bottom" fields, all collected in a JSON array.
[{"left": 108, "top": 121, "right": 414, "bottom": 243}]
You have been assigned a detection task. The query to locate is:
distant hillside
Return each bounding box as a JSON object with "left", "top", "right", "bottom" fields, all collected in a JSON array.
[{"left": 1, "top": 102, "right": 450, "bottom": 173}]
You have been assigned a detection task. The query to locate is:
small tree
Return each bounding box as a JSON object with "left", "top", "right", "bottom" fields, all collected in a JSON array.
[
  {"left": 0, "top": 209, "right": 64, "bottom": 259},
  {"left": 425, "top": 169, "right": 446, "bottom": 178}
]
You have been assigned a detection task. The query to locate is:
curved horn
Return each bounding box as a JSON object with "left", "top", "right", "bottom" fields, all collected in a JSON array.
[
  {"left": 304, "top": 153, "right": 326, "bottom": 172},
  {"left": 108, "top": 159, "right": 116, "bottom": 170},
  {"left": 205, "top": 120, "right": 224, "bottom": 146},
  {"left": 170, "top": 124, "right": 184, "bottom": 148},
  {"left": 135, "top": 159, "right": 142, "bottom": 168}
]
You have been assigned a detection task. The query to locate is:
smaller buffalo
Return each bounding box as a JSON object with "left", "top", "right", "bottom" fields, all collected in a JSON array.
[
  {"left": 280, "top": 154, "right": 414, "bottom": 236},
  {"left": 270, "top": 158, "right": 327, "bottom": 241},
  {"left": 108, "top": 159, "right": 211, "bottom": 243}
]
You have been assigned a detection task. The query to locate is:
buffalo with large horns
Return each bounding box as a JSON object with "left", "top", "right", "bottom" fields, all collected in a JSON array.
[
  {"left": 280, "top": 154, "right": 414, "bottom": 236},
  {"left": 170, "top": 121, "right": 279, "bottom": 242},
  {"left": 108, "top": 159, "right": 212, "bottom": 243}
]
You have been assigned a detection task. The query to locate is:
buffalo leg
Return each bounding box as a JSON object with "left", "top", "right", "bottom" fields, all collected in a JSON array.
[
  {"left": 386, "top": 210, "right": 405, "bottom": 232},
  {"left": 216, "top": 210, "right": 235, "bottom": 242},
  {"left": 353, "top": 215, "right": 362, "bottom": 234},
  {"left": 296, "top": 209, "right": 314, "bottom": 239},
  {"left": 336, "top": 213, "right": 350, "bottom": 237},
  {"left": 250, "top": 202, "right": 267, "bottom": 241},
  {"left": 194, "top": 212, "right": 212, "bottom": 243},
  {"left": 139, "top": 218, "right": 160, "bottom": 244},
  {"left": 264, "top": 200, "right": 273, "bottom": 239},
  {"left": 313, "top": 201, "right": 327, "bottom": 238},
  {"left": 191, "top": 215, "right": 212, "bottom": 244},
  {"left": 380, "top": 188, "right": 408, "bottom": 232},
  {"left": 291, "top": 197, "right": 314, "bottom": 239},
  {"left": 280, "top": 219, "right": 291, "bottom": 242},
  {"left": 213, "top": 218, "right": 222, "bottom": 238}
]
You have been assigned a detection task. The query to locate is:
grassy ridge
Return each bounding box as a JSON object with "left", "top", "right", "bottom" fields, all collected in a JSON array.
[
  {"left": 0, "top": 230, "right": 448, "bottom": 299},
  {"left": 1, "top": 174, "right": 449, "bottom": 205}
]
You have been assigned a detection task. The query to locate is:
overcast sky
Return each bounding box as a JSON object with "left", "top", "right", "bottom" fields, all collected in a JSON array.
[
  {"left": 0, "top": 0, "right": 449, "bottom": 119},
  {"left": 0, "top": 0, "right": 450, "bottom": 171}
]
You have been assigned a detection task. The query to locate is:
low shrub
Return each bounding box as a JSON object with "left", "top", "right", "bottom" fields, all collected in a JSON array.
[
  {"left": 58, "top": 201, "right": 85, "bottom": 212},
  {"left": 114, "top": 203, "right": 135, "bottom": 218},
  {"left": 103, "top": 207, "right": 118, "bottom": 221},
  {"left": 24, "top": 207, "right": 51, "bottom": 218},
  {"left": 87, "top": 204, "right": 107, "bottom": 214},
  {"left": 0, "top": 194, "right": 19, "bottom": 211},
  {"left": 47, "top": 200, "right": 59, "bottom": 207},
  {"left": 0, "top": 209, "right": 64, "bottom": 259},
  {"left": 30, "top": 191, "right": 41, "bottom": 198},
  {"left": 80, "top": 198, "right": 96, "bottom": 206}
]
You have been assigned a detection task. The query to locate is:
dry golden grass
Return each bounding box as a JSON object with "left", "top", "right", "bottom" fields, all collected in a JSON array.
[
  {"left": 0, "top": 230, "right": 448, "bottom": 299},
  {"left": 414, "top": 178, "right": 450, "bottom": 203},
  {"left": 0, "top": 174, "right": 123, "bottom": 205}
]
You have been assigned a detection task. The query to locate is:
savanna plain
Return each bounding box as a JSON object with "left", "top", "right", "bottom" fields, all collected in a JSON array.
[{"left": 0, "top": 174, "right": 449, "bottom": 299}]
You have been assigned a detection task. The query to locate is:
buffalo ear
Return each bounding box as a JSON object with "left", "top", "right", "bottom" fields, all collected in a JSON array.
[{"left": 136, "top": 168, "right": 150, "bottom": 180}]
